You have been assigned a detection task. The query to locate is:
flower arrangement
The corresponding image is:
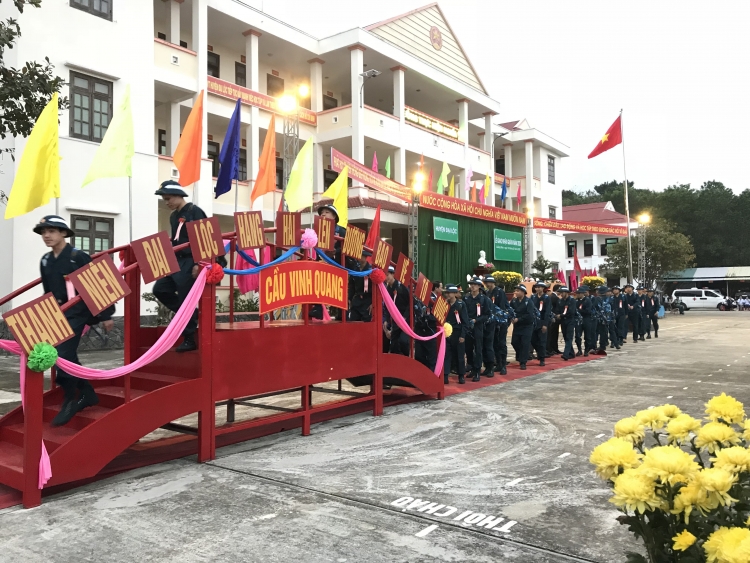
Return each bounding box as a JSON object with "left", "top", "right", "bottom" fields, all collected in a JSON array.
[
  {"left": 484, "top": 262, "right": 495, "bottom": 270},
  {"left": 590, "top": 393, "right": 750, "bottom": 562},
  {"left": 582, "top": 275, "right": 607, "bottom": 290},
  {"left": 491, "top": 271, "right": 522, "bottom": 293}
]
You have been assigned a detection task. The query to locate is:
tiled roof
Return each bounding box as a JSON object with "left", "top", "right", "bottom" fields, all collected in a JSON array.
[{"left": 563, "top": 202, "right": 629, "bottom": 225}]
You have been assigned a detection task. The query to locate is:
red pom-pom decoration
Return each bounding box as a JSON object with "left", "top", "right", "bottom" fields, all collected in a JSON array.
[
  {"left": 206, "top": 262, "right": 225, "bottom": 284},
  {"left": 370, "top": 268, "right": 386, "bottom": 285}
]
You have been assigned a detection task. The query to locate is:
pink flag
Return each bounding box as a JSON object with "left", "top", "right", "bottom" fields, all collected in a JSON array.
[
  {"left": 516, "top": 181, "right": 522, "bottom": 209},
  {"left": 570, "top": 273, "right": 578, "bottom": 292},
  {"left": 557, "top": 269, "right": 566, "bottom": 284},
  {"left": 465, "top": 165, "right": 473, "bottom": 193},
  {"left": 479, "top": 184, "right": 485, "bottom": 204},
  {"left": 592, "top": 267, "right": 598, "bottom": 276},
  {"left": 372, "top": 151, "right": 378, "bottom": 173}
]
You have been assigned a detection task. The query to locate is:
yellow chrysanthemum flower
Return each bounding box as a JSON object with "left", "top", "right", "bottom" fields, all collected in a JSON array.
[
  {"left": 672, "top": 478, "right": 712, "bottom": 523},
  {"left": 743, "top": 420, "right": 750, "bottom": 442},
  {"left": 712, "top": 446, "right": 750, "bottom": 474},
  {"left": 636, "top": 407, "right": 669, "bottom": 430},
  {"left": 641, "top": 445, "right": 700, "bottom": 485},
  {"left": 590, "top": 437, "right": 642, "bottom": 481},
  {"left": 704, "top": 527, "right": 750, "bottom": 563},
  {"left": 696, "top": 422, "right": 741, "bottom": 453},
  {"left": 673, "top": 529, "right": 697, "bottom": 551},
  {"left": 657, "top": 404, "right": 683, "bottom": 419},
  {"left": 614, "top": 417, "right": 646, "bottom": 445},
  {"left": 699, "top": 467, "right": 737, "bottom": 507},
  {"left": 609, "top": 467, "right": 662, "bottom": 514},
  {"left": 706, "top": 393, "right": 746, "bottom": 424},
  {"left": 667, "top": 414, "right": 702, "bottom": 444}
]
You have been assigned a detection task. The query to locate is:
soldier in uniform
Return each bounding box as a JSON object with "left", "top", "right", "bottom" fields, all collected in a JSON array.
[
  {"left": 443, "top": 284, "right": 468, "bottom": 384},
  {"left": 347, "top": 249, "right": 373, "bottom": 322},
  {"left": 510, "top": 284, "right": 536, "bottom": 370},
  {"left": 463, "top": 277, "right": 494, "bottom": 381},
  {"left": 623, "top": 283, "right": 641, "bottom": 343},
  {"left": 530, "top": 282, "right": 552, "bottom": 366},
  {"left": 414, "top": 292, "right": 438, "bottom": 372},
  {"left": 547, "top": 284, "right": 562, "bottom": 356},
  {"left": 648, "top": 289, "right": 660, "bottom": 338},
  {"left": 575, "top": 286, "right": 595, "bottom": 356},
  {"left": 313, "top": 204, "right": 347, "bottom": 320},
  {"left": 555, "top": 287, "right": 577, "bottom": 360},
  {"left": 593, "top": 286, "right": 611, "bottom": 352},
  {"left": 484, "top": 275, "right": 509, "bottom": 375},
  {"left": 35, "top": 216, "right": 115, "bottom": 426},
  {"left": 611, "top": 286, "right": 627, "bottom": 347},
  {"left": 383, "top": 266, "right": 410, "bottom": 355},
  {"left": 153, "top": 181, "right": 207, "bottom": 353},
  {"left": 638, "top": 286, "right": 650, "bottom": 340}
]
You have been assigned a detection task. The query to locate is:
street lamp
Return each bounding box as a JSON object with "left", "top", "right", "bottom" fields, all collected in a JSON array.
[
  {"left": 524, "top": 206, "right": 534, "bottom": 279},
  {"left": 279, "top": 84, "right": 309, "bottom": 209},
  {"left": 491, "top": 132, "right": 509, "bottom": 208},
  {"left": 359, "top": 69, "right": 381, "bottom": 108},
  {"left": 637, "top": 213, "right": 651, "bottom": 286}
]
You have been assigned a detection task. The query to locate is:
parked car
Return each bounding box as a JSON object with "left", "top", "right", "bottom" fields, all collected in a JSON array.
[{"left": 671, "top": 288, "right": 724, "bottom": 310}]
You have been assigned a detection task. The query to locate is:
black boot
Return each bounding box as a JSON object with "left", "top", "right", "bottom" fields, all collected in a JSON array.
[
  {"left": 539, "top": 359, "right": 545, "bottom": 366},
  {"left": 484, "top": 365, "right": 495, "bottom": 378},
  {"left": 520, "top": 363, "right": 527, "bottom": 370},
  {"left": 646, "top": 333, "right": 651, "bottom": 339},
  {"left": 639, "top": 336, "right": 645, "bottom": 341},
  {"left": 76, "top": 381, "right": 99, "bottom": 413},
  {"left": 458, "top": 374, "right": 466, "bottom": 384},
  {"left": 52, "top": 383, "right": 78, "bottom": 427},
  {"left": 472, "top": 371, "right": 480, "bottom": 382},
  {"left": 655, "top": 331, "right": 658, "bottom": 338},
  {"left": 584, "top": 349, "right": 589, "bottom": 357},
  {"left": 176, "top": 335, "right": 197, "bottom": 353},
  {"left": 499, "top": 359, "right": 507, "bottom": 375},
  {"left": 576, "top": 349, "right": 582, "bottom": 357},
  {"left": 444, "top": 374, "right": 449, "bottom": 385}
]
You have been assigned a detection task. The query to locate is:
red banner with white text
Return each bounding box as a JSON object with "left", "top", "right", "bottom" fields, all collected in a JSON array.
[
  {"left": 330, "top": 148, "right": 412, "bottom": 203},
  {"left": 533, "top": 218, "right": 628, "bottom": 237},
  {"left": 419, "top": 192, "right": 528, "bottom": 227}
]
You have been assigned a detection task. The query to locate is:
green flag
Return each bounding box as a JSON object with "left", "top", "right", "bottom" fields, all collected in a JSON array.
[
  {"left": 82, "top": 85, "right": 134, "bottom": 187},
  {"left": 284, "top": 137, "right": 314, "bottom": 212},
  {"left": 436, "top": 161, "right": 450, "bottom": 194},
  {"left": 384, "top": 156, "right": 391, "bottom": 179}
]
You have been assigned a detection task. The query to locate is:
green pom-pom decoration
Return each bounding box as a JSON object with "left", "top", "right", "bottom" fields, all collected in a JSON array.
[{"left": 27, "top": 342, "right": 58, "bottom": 372}]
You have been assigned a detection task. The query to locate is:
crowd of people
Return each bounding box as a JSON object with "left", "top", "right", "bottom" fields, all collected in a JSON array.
[{"left": 373, "top": 273, "right": 664, "bottom": 385}]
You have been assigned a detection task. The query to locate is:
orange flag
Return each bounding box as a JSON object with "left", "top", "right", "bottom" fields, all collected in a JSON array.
[
  {"left": 173, "top": 90, "right": 204, "bottom": 186},
  {"left": 251, "top": 115, "right": 276, "bottom": 204}
]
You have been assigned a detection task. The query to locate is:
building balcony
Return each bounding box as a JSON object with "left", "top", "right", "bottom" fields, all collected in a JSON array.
[
  {"left": 316, "top": 105, "right": 352, "bottom": 141},
  {"left": 154, "top": 39, "right": 198, "bottom": 92}
]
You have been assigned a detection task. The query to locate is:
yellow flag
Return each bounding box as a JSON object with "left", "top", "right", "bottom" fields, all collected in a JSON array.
[
  {"left": 82, "top": 85, "right": 134, "bottom": 187},
  {"left": 5, "top": 94, "right": 60, "bottom": 219},
  {"left": 283, "top": 137, "right": 314, "bottom": 212},
  {"left": 448, "top": 176, "right": 455, "bottom": 197},
  {"left": 322, "top": 166, "right": 348, "bottom": 227},
  {"left": 484, "top": 174, "right": 491, "bottom": 204}
]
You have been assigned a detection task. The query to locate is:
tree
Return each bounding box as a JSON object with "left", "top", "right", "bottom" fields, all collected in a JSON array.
[
  {"left": 531, "top": 255, "right": 557, "bottom": 283},
  {"left": 0, "top": 0, "right": 67, "bottom": 155},
  {"left": 602, "top": 219, "right": 695, "bottom": 287}
]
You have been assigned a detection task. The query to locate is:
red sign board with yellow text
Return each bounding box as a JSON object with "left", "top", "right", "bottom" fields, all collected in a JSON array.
[
  {"left": 276, "top": 212, "right": 301, "bottom": 248},
  {"left": 419, "top": 192, "right": 528, "bottom": 228},
  {"left": 372, "top": 239, "right": 393, "bottom": 270},
  {"left": 131, "top": 232, "right": 180, "bottom": 284},
  {"left": 395, "top": 253, "right": 413, "bottom": 285},
  {"left": 186, "top": 216, "right": 226, "bottom": 263},
  {"left": 342, "top": 225, "right": 365, "bottom": 260},
  {"left": 432, "top": 295, "right": 449, "bottom": 325},
  {"left": 415, "top": 273, "right": 432, "bottom": 306},
  {"left": 259, "top": 262, "right": 347, "bottom": 314},
  {"left": 207, "top": 77, "right": 317, "bottom": 126},
  {"left": 330, "top": 148, "right": 412, "bottom": 203},
  {"left": 314, "top": 216, "right": 335, "bottom": 252},
  {"left": 533, "top": 217, "right": 628, "bottom": 237},
  {"left": 68, "top": 255, "right": 131, "bottom": 316},
  {"left": 3, "top": 293, "right": 75, "bottom": 355},
  {"left": 234, "top": 211, "right": 266, "bottom": 251}
]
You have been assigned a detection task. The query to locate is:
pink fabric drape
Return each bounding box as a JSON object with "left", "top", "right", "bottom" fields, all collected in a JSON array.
[
  {"left": 377, "top": 283, "right": 445, "bottom": 377},
  {"left": 239, "top": 247, "right": 270, "bottom": 293}
]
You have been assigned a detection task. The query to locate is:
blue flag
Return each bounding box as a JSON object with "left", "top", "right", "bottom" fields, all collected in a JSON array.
[
  {"left": 215, "top": 98, "right": 242, "bottom": 198},
  {"left": 500, "top": 177, "right": 507, "bottom": 203}
]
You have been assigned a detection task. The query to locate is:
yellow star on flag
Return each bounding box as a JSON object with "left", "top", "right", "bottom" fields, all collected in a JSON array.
[{"left": 601, "top": 133, "right": 609, "bottom": 144}]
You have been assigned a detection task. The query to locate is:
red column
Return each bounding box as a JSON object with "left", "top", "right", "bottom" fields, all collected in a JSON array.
[
  {"left": 22, "top": 369, "right": 43, "bottom": 508},
  {"left": 197, "top": 279, "right": 216, "bottom": 462}
]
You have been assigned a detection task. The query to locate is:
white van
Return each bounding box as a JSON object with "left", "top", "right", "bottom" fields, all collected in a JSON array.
[{"left": 671, "top": 288, "right": 724, "bottom": 310}]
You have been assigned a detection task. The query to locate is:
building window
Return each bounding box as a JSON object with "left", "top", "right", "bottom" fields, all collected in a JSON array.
[
  {"left": 495, "top": 155, "right": 505, "bottom": 175},
  {"left": 71, "top": 215, "right": 113, "bottom": 254},
  {"left": 235, "top": 62, "right": 246, "bottom": 87},
  {"left": 267, "top": 74, "right": 284, "bottom": 98},
  {"left": 548, "top": 155, "right": 555, "bottom": 184},
  {"left": 207, "top": 141, "right": 220, "bottom": 177},
  {"left": 323, "top": 95, "right": 338, "bottom": 110},
  {"left": 239, "top": 149, "right": 247, "bottom": 182},
  {"left": 601, "top": 237, "right": 618, "bottom": 256},
  {"left": 158, "top": 129, "right": 167, "bottom": 156},
  {"left": 584, "top": 239, "right": 594, "bottom": 257},
  {"left": 567, "top": 240, "right": 577, "bottom": 258},
  {"left": 69, "top": 71, "right": 113, "bottom": 142},
  {"left": 70, "top": 0, "right": 112, "bottom": 20},
  {"left": 157, "top": 32, "right": 166, "bottom": 40},
  {"left": 207, "top": 52, "right": 220, "bottom": 78},
  {"left": 179, "top": 40, "right": 188, "bottom": 49},
  {"left": 548, "top": 206, "right": 557, "bottom": 234}
]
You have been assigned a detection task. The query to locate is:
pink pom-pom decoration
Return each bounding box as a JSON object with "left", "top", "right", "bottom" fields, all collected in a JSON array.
[{"left": 301, "top": 228, "right": 318, "bottom": 250}]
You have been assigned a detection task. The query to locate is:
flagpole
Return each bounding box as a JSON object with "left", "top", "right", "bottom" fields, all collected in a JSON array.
[
  {"left": 128, "top": 176, "right": 133, "bottom": 242},
  {"left": 234, "top": 178, "right": 238, "bottom": 214},
  {"left": 621, "top": 109, "right": 634, "bottom": 284}
]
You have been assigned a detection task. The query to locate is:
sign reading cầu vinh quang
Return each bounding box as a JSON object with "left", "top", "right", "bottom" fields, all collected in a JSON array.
[{"left": 259, "top": 262, "right": 348, "bottom": 314}]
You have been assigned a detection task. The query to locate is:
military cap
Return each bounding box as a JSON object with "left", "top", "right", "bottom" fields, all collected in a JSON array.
[
  {"left": 33, "top": 215, "right": 74, "bottom": 237},
  {"left": 154, "top": 180, "right": 189, "bottom": 197},
  {"left": 484, "top": 275, "right": 496, "bottom": 283},
  {"left": 387, "top": 265, "right": 395, "bottom": 273},
  {"left": 597, "top": 286, "right": 609, "bottom": 295},
  {"left": 515, "top": 284, "right": 528, "bottom": 293},
  {"left": 317, "top": 203, "right": 339, "bottom": 223},
  {"left": 558, "top": 286, "right": 571, "bottom": 293},
  {"left": 468, "top": 277, "right": 484, "bottom": 286},
  {"left": 444, "top": 284, "right": 460, "bottom": 293}
]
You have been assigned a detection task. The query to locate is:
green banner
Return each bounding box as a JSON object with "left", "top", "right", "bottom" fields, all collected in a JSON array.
[
  {"left": 433, "top": 217, "right": 459, "bottom": 243},
  {"left": 494, "top": 228, "right": 522, "bottom": 262}
]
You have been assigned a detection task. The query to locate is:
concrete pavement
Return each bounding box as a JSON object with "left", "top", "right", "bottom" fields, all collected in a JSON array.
[{"left": 1, "top": 311, "right": 749, "bottom": 562}]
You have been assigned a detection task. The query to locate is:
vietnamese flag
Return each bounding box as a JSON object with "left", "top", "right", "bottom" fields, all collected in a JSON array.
[{"left": 588, "top": 115, "right": 622, "bottom": 159}]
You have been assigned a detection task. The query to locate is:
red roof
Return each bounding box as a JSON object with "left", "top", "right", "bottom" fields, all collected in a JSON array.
[
  {"left": 499, "top": 120, "right": 523, "bottom": 131},
  {"left": 562, "top": 202, "right": 629, "bottom": 225}
]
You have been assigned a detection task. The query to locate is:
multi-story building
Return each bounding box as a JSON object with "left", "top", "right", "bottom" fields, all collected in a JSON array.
[{"left": 0, "top": 1, "right": 570, "bottom": 306}]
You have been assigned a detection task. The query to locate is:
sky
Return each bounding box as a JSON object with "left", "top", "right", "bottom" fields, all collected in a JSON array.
[{"left": 245, "top": 0, "right": 750, "bottom": 194}]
